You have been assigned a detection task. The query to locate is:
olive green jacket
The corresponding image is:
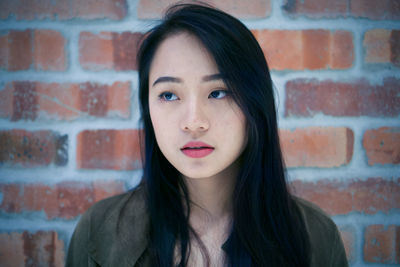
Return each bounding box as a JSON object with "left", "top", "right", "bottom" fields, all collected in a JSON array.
[{"left": 66, "top": 186, "right": 348, "bottom": 267}]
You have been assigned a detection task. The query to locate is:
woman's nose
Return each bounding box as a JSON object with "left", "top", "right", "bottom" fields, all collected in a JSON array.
[{"left": 180, "top": 100, "right": 209, "bottom": 133}]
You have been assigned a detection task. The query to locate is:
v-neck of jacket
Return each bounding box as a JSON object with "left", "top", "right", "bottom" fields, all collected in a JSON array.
[{"left": 86, "top": 187, "right": 229, "bottom": 266}]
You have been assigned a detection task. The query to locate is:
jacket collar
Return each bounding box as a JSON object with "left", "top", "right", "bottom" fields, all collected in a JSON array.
[
  {"left": 88, "top": 188, "right": 149, "bottom": 266},
  {"left": 86, "top": 186, "right": 231, "bottom": 266}
]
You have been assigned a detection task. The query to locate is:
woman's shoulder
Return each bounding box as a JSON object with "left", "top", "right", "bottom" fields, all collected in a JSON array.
[
  {"left": 292, "top": 196, "right": 336, "bottom": 230},
  {"left": 84, "top": 184, "right": 146, "bottom": 225},
  {"left": 292, "top": 196, "right": 339, "bottom": 242},
  {"left": 66, "top": 184, "right": 149, "bottom": 267},
  {"left": 292, "top": 196, "right": 348, "bottom": 267},
  {"left": 73, "top": 184, "right": 147, "bottom": 240}
]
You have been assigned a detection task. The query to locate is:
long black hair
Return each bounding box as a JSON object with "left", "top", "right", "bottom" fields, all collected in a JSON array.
[{"left": 137, "top": 3, "right": 311, "bottom": 266}]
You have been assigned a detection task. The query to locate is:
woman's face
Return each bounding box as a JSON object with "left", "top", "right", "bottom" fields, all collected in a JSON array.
[{"left": 148, "top": 32, "right": 247, "bottom": 180}]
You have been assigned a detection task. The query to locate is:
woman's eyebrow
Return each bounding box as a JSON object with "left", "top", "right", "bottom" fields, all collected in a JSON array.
[
  {"left": 152, "top": 76, "right": 182, "bottom": 86},
  {"left": 152, "top": 73, "right": 223, "bottom": 87},
  {"left": 202, "top": 73, "right": 224, "bottom": 82}
]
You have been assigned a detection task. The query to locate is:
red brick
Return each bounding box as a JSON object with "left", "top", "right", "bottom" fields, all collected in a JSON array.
[
  {"left": 351, "top": 0, "right": 400, "bottom": 20},
  {"left": 0, "top": 231, "right": 64, "bottom": 266},
  {"left": 364, "top": 29, "right": 391, "bottom": 63},
  {"left": 106, "top": 82, "right": 131, "bottom": 117},
  {"left": 364, "top": 29, "right": 400, "bottom": 67},
  {"left": 0, "top": 33, "right": 7, "bottom": 69},
  {"left": 363, "top": 127, "right": 400, "bottom": 165},
  {"left": 79, "top": 31, "right": 142, "bottom": 71},
  {"left": 0, "top": 0, "right": 127, "bottom": 20},
  {"left": 0, "top": 231, "right": 25, "bottom": 266},
  {"left": 112, "top": 32, "right": 143, "bottom": 70},
  {"left": 291, "top": 177, "right": 400, "bottom": 215},
  {"left": 253, "top": 30, "right": 302, "bottom": 70},
  {"left": 34, "top": 30, "right": 66, "bottom": 71},
  {"left": 137, "top": 0, "right": 271, "bottom": 19},
  {"left": 35, "top": 82, "right": 81, "bottom": 120},
  {"left": 352, "top": 178, "right": 400, "bottom": 214},
  {"left": 79, "top": 32, "right": 113, "bottom": 70},
  {"left": 285, "top": 77, "right": 400, "bottom": 117},
  {"left": 0, "top": 130, "right": 67, "bottom": 167},
  {"left": 280, "top": 127, "right": 353, "bottom": 168},
  {"left": 0, "top": 83, "right": 13, "bottom": 118},
  {"left": 0, "top": 181, "right": 124, "bottom": 219},
  {"left": 252, "top": 29, "right": 353, "bottom": 70},
  {"left": 282, "top": 0, "right": 348, "bottom": 18},
  {"left": 302, "top": 30, "right": 330, "bottom": 69},
  {"left": 291, "top": 180, "right": 352, "bottom": 214},
  {"left": 12, "top": 81, "right": 37, "bottom": 121},
  {"left": 77, "top": 129, "right": 141, "bottom": 170},
  {"left": 331, "top": 30, "right": 355, "bottom": 68},
  {"left": 338, "top": 225, "right": 356, "bottom": 263},
  {"left": 282, "top": 0, "right": 400, "bottom": 19},
  {"left": 74, "top": 0, "right": 127, "bottom": 20},
  {"left": 0, "top": 29, "right": 67, "bottom": 71},
  {"left": 391, "top": 30, "right": 400, "bottom": 66},
  {"left": 364, "top": 225, "right": 400, "bottom": 263},
  {"left": 0, "top": 81, "right": 131, "bottom": 121},
  {"left": 8, "top": 30, "right": 33, "bottom": 71}
]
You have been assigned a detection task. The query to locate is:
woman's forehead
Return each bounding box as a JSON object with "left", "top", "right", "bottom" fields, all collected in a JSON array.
[{"left": 149, "top": 32, "right": 219, "bottom": 83}]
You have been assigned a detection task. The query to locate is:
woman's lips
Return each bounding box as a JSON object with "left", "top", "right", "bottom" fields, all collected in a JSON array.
[{"left": 181, "top": 141, "right": 214, "bottom": 158}]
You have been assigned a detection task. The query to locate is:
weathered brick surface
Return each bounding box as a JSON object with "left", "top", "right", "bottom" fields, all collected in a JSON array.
[
  {"left": 280, "top": 127, "right": 354, "bottom": 168},
  {"left": 0, "top": 33, "right": 7, "bottom": 68},
  {"left": 4, "top": 30, "right": 32, "bottom": 71},
  {"left": 364, "top": 225, "right": 400, "bottom": 264},
  {"left": 79, "top": 31, "right": 142, "bottom": 71},
  {"left": 0, "top": 181, "right": 125, "bottom": 219},
  {"left": 282, "top": 0, "right": 348, "bottom": 18},
  {"left": 364, "top": 29, "right": 400, "bottom": 67},
  {"left": 339, "top": 225, "right": 356, "bottom": 263},
  {"left": 351, "top": 0, "right": 400, "bottom": 20},
  {"left": 34, "top": 30, "right": 66, "bottom": 71},
  {"left": 252, "top": 29, "right": 353, "bottom": 70},
  {"left": 0, "top": 1, "right": 399, "bottom": 266},
  {"left": 0, "top": 81, "right": 131, "bottom": 121},
  {"left": 0, "top": 0, "right": 127, "bottom": 20},
  {"left": 291, "top": 177, "right": 400, "bottom": 215},
  {"left": 285, "top": 78, "right": 400, "bottom": 117},
  {"left": 79, "top": 32, "right": 114, "bottom": 70},
  {"left": 363, "top": 127, "right": 400, "bottom": 165},
  {"left": 11, "top": 81, "right": 37, "bottom": 121},
  {"left": 282, "top": 0, "right": 400, "bottom": 19},
  {"left": 0, "top": 231, "right": 64, "bottom": 266},
  {"left": 137, "top": 0, "right": 271, "bottom": 19},
  {"left": 0, "top": 130, "right": 68, "bottom": 167},
  {"left": 0, "top": 29, "right": 66, "bottom": 71},
  {"left": 77, "top": 129, "right": 141, "bottom": 170}
]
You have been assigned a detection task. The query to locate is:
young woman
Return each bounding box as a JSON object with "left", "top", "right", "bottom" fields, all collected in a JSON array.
[{"left": 66, "top": 3, "right": 348, "bottom": 267}]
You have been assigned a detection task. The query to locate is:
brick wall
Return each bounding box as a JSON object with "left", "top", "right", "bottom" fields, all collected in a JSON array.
[{"left": 0, "top": 0, "right": 399, "bottom": 266}]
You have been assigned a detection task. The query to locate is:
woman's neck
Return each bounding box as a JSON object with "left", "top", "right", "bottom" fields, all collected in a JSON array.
[
  {"left": 182, "top": 160, "right": 239, "bottom": 231},
  {"left": 186, "top": 175, "right": 234, "bottom": 218}
]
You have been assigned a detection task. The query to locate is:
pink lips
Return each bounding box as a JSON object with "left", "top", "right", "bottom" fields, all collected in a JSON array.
[{"left": 181, "top": 141, "right": 214, "bottom": 158}]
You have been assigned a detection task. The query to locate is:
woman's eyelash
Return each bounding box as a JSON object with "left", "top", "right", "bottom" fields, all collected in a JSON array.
[
  {"left": 209, "top": 89, "right": 230, "bottom": 99},
  {"left": 158, "top": 89, "right": 230, "bottom": 101},
  {"left": 158, "top": 92, "right": 178, "bottom": 101}
]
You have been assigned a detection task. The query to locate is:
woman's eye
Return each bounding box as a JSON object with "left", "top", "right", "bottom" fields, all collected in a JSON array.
[
  {"left": 159, "top": 92, "right": 178, "bottom": 101},
  {"left": 209, "top": 90, "right": 228, "bottom": 99}
]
